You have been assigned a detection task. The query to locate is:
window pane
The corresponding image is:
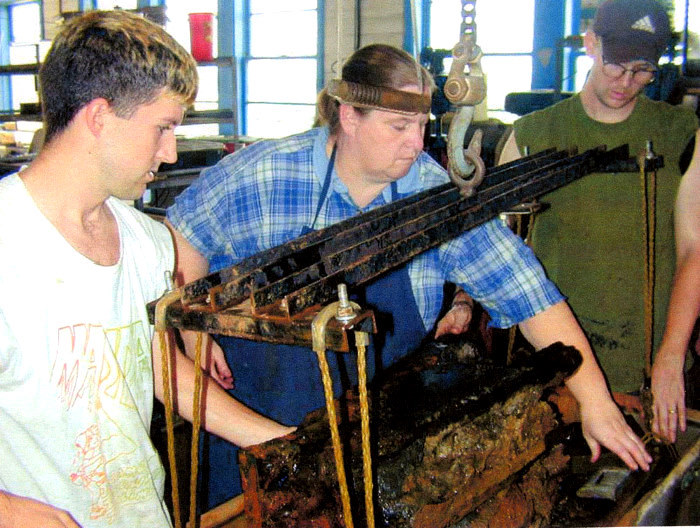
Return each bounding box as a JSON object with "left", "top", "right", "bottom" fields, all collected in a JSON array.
[
  {"left": 10, "top": 76, "right": 39, "bottom": 109},
  {"left": 429, "top": 0, "right": 533, "bottom": 53},
  {"left": 178, "top": 123, "right": 220, "bottom": 137},
  {"left": 8, "top": 41, "right": 51, "bottom": 111},
  {"left": 9, "top": 45, "right": 38, "bottom": 64},
  {"left": 245, "top": 1, "right": 319, "bottom": 137},
  {"left": 477, "top": 1, "right": 533, "bottom": 53},
  {"left": 481, "top": 55, "right": 532, "bottom": 111},
  {"left": 8, "top": 3, "right": 41, "bottom": 110},
  {"left": 429, "top": 0, "right": 462, "bottom": 50},
  {"left": 250, "top": 0, "right": 317, "bottom": 14},
  {"left": 10, "top": 2, "right": 41, "bottom": 44},
  {"left": 196, "top": 65, "right": 220, "bottom": 103},
  {"left": 96, "top": 0, "right": 137, "bottom": 9},
  {"left": 574, "top": 56, "right": 593, "bottom": 91},
  {"left": 246, "top": 103, "right": 316, "bottom": 139},
  {"left": 247, "top": 59, "right": 317, "bottom": 104},
  {"left": 250, "top": 12, "right": 317, "bottom": 56}
]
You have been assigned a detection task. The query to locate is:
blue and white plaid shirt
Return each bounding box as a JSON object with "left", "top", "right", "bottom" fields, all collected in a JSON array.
[{"left": 167, "top": 126, "right": 563, "bottom": 330}]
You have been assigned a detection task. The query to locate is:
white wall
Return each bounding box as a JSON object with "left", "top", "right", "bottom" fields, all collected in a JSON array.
[{"left": 323, "top": 0, "right": 405, "bottom": 82}]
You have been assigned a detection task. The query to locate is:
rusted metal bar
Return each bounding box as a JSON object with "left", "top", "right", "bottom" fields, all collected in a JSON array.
[
  {"left": 184, "top": 148, "right": 565, "bottom": 310},
  {"left": 254, "top": 145, "right": 631, "bottom": 315},
  {"left": 158, "top": 299, "right": 376, "bottom": 352}
]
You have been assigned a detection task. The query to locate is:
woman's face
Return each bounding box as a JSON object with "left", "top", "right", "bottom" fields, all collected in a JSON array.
[{"left": 344, "top": 85, "right": 430, "bottom": 186}]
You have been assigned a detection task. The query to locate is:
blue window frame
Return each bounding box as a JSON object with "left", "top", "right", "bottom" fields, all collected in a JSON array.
[
  {"left": 0, "top": 5, "right": 10, "bottom": 111},
  {"left": 164, "top": 0, "right": 223, "bottom": 137},
  {"left": 1, "top": 1, "right": 41, "bottom": 113},
  {"left": 238, "top": 0, "right": 322, "bottom": 138}
]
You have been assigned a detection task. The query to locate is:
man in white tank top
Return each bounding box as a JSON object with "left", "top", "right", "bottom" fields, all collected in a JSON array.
[{"left": 0, "top": 10, "right": 292, "bottom": 528}]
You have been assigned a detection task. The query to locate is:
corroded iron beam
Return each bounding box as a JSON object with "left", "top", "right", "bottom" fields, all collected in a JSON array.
[
  {"left": 158, "top": 301, "right": 376, "bottom": 353},
  {"left": 252, "top": 145, "right": 631, "bottom": 316},
  {"left": 182, "top": 148, "right": 566, "bottom": 311},
  {"left": 181, "top": 148, "right": 563, "bottom": 308}
]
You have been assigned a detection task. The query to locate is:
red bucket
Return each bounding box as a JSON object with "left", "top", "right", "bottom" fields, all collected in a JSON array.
[{"left": 188, "top": 12, "right": 214, "bottom": 62}]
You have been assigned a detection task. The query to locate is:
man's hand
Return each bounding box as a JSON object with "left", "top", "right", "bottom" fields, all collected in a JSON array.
[
  {"left": 0, "top": 491, "right": 80, "bottom": 528},
  {"left": 651, "top": 350, "right": 687, "bottom": 443}
]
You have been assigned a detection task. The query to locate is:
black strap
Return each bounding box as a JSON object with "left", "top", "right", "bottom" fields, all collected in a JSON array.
[{"left": 309, "top": 143, "right": 337, "bottom": 231}]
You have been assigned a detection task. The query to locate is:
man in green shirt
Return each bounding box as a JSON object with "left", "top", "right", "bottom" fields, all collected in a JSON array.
[{"left": 499, "top": 0, "right": 698, "bottom": 442}]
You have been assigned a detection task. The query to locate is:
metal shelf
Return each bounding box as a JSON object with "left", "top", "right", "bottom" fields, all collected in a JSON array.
[
  {"left": 183, "top": 109, "right": 235, "bottom": 125},
  {"left": 195, "top": 57, "right": 237, "bottom": 131},
  {"left": 0, "top": 63, "right": 39, "bottom": 76},
  {"left": 0, "top": 112, "right": 42, "bottom": 122},
  {"left": 196, "top": 57, "right": 234, "bottom": 67},
  {"left": 0, "top": 58, "right": 237, "bottom": 127}
]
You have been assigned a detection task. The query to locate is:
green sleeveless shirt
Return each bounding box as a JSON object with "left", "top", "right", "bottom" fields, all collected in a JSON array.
[{"left": 514, "top": 94, "right": 697, "bottom": 392}]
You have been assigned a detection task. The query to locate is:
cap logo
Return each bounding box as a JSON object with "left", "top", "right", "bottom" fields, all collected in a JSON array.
[{"left": 631, "top": 15, "right": 655, "bottom": 34}]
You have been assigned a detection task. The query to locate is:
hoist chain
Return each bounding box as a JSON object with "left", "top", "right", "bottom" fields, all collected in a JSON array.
[
  {"left": 460, "top": 0, "right": 477, "bottom": 43},
  {"left": 444, "top": 0, "right": 485, "bottom": 107}
]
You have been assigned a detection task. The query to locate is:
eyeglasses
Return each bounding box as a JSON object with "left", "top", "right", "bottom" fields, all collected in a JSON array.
[{"left": 601, "top": 61, "right": 657, "bottom": 84}]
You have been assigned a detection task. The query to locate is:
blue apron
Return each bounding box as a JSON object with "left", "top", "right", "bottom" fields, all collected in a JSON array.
[{"left": 199, "top": 148, "right": 428, "bottom": 510}]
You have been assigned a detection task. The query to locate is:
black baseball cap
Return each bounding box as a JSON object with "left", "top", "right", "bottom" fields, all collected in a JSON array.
[{"left": 593, "top": 0, "right": 671, "bottom": 64}]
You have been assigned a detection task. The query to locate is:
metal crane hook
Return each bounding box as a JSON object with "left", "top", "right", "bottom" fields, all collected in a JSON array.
[{"left": 444, "top": 0, "right": 487, "bottom": 197}]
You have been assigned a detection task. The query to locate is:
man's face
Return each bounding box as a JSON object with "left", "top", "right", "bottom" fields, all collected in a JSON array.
[
  {"left": 100, "top": 91, "right": 185, "bottom": 201},
  {"left": 588, "top": 39, "right": 657, "bottom": 110},
  {"left": 347, "top": 85, "right": 430, "bottom": 186}
]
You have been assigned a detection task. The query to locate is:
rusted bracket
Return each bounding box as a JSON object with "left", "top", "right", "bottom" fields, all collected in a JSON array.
[
  {"left": 311, "top": 285, "right": 363, "bottom": 353},
  {"left": 153, "top": 298, "right": 376, "bottom": 353}
]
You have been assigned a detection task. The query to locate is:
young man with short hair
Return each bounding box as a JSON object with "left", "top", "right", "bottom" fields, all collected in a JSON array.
[{"left": 0, "top": 10, "right": 292, "bottom": 528}]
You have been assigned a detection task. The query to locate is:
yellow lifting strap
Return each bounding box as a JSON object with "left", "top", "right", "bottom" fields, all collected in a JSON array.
[
  {"left": 312, "top": 286, "right": 375, "bottom": 528},
  {"left": 155, "top": 278, "right": 376, "bottom": 527},
  {"left": 639, "top": 142, "right": 657, "bottom": 380},
  {"left": 155, "top": 286, "right": 205, "bottom": 528}
]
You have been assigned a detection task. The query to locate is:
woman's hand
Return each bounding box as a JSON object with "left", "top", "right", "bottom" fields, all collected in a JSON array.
[
  {"left": 435, "top": 292, "right": 474, "bottom": 338},
  {"left": 579, "top": 398, "right": 652, "bottom": 472},
  {"left": 207, "top": 343, "right": 234, "bottom": 390},
  {"left": 180, "top": 331, "right": 234, "bottom": 390}
]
